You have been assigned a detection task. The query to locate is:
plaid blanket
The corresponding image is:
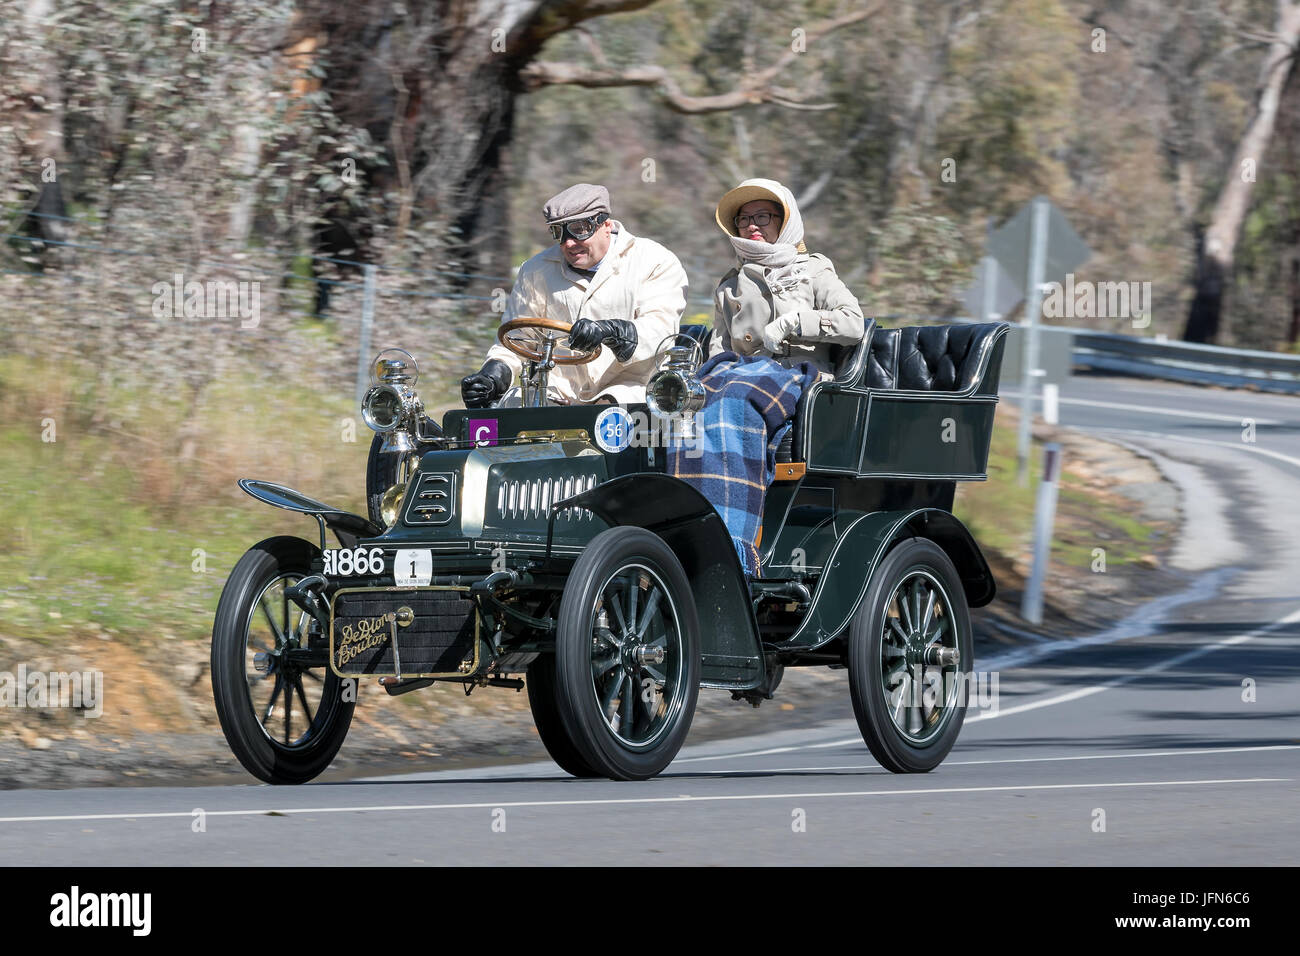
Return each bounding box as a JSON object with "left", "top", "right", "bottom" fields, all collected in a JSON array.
[{"left": 669, "top": 352, "right": 816, "bottom": 577}]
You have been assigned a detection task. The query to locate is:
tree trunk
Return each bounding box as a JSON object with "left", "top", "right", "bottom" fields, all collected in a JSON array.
[
  {"left": 449, "top": 60, "right": 519, "bottom": 282},
  {"left": 21, "top": 0, "right": 69, "bottom": 257},
  {"left": 1288, "top": 242, "right": 1300, "bottom": 347},
  {"left": 289, "top": 0, "right": 866, "bottom": 286},
  {"left": 1183, "top": 0, "right": 1300, "bottom": 343}
]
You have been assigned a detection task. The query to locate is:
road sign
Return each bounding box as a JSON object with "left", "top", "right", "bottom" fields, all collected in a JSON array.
[
  {"left": 963, "top": 255, "right": 1024, "bottom": 320},
  {"left": 981, "top": 196, "right": 1092, "bottom": 485},
  {"left": 987, "top": 195, "right": 1091, "bottom": 288}
]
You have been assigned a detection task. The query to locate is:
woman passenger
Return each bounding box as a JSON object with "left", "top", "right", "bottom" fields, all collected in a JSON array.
[{"left": 710, "top": 178, "right": 864, "bottom": 377}]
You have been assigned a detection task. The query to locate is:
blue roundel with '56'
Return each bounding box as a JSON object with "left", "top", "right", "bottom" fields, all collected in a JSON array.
[{"left": 594, "top": 406, "right": 633, "bottom": 454}]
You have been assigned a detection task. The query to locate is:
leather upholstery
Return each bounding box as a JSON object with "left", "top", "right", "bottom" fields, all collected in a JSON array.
[
  {"left": 866, "top": 329, "right": 900, "bottom": 389},
  {"left": 677, "top": 323, "right": 712, "bottom": 349},
  {"left": 829, "top": 320, "right": 874, "bottom": 385},
  {"left": 778, "top": 322, "right": 1007, "bottom": 464},
  {"left": 895, "top": 324, "right": 1000, "bottom": 392}
]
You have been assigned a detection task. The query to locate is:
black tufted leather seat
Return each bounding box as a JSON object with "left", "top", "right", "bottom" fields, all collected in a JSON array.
[
  {"left": 895, "top": 324, "right": 999, "bottom": 392},
  {"left": 863, "top": 323, "right": 1007, "bottom": 393},
  {"left": 866, "top": 328, "right": 900, "bottom": 389},
  {"left": 677, "top": 323, "right": 712, "bottom": 350},
  {"left": 776, "top": 322, "right": 1007, "bottom": 465}
]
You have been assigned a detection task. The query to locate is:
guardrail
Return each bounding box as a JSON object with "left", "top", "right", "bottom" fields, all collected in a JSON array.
[{"left": 1068, "top": 329, "right": 1300, "bottom": 394}]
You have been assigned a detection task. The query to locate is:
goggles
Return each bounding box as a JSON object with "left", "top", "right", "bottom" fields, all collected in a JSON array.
[{"left": 549, "top": 212, "right": 609, "bottom": 243}]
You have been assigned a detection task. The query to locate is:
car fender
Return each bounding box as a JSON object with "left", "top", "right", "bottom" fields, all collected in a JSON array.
[
  {"left": 554, "top": 473, "right": 764, "bottom": 691},
  {"left": 238, "top": 479, "right": 384, "bottom": 550},
  {"left": 781, "top": 508, "right": 995, "bottom": 652}
]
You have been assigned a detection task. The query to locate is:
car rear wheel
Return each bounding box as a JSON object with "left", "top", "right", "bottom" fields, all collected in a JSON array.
[
  {"left": 553, "top": 527, "right": 700, "bottom": 780},
  {"left": 847, "top": 537, "right": 972, "bottom": 773},
  {"left": 211, "top": 536, "right": 354, "bottom": 784}
]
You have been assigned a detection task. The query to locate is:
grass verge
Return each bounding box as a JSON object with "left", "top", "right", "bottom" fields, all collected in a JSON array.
[{"left": 0, "top": 360, "right": 1160, "bottom": 646}]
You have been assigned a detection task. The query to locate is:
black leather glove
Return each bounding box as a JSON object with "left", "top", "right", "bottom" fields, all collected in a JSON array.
[
  {"left": 460, "top": 359, "right": 512, "bottom": 408},
  {"left": 568, "top": 318, "right": 638, "bottom": 362}
]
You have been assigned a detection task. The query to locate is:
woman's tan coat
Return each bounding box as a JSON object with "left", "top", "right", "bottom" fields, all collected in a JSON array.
[{"left": 708, "top": 252, "right": 865, "bottom": 376}]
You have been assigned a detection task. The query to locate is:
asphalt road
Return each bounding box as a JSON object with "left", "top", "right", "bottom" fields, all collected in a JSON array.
[{"left": 1, "top": 376, "right": 1297, "bottom": 865}]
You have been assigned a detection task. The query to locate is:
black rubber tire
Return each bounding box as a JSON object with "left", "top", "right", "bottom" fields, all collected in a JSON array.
[
  {"left": 526, "top": 655, "right": 600, "bottom": 778},
  {"left": 553, "top": 527, "right": 700, "bottom": 781},
  {"left": 211, "top": 536, "right": 354, "bottom": 784},
  {"left": 365, "top": 418, "right": 443, "bottom": 526},
  {"left": 847, "top": 537, "right": 972, "bottom": 773},
  {"left": 365, "top": 433, "right": 399, "bottom": 527}
]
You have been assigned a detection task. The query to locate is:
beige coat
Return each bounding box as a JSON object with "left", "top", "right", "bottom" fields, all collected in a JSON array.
[
  {"left": 485, "top": 223, "right": 688, "bottom": 404},
  {"left": 709, "top": 252, "right": 865, "bottom": 377}
]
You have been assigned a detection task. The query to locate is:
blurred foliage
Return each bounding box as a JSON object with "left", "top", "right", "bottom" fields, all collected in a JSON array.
[
  {"left": 0, "top": 0, "right": 1295, "bottom": 357},
  {"left": 0, "top": 1, "right": 1293, "bottom": 648}
]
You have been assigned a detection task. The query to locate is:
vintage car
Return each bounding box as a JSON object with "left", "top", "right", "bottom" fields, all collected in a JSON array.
[{"left": 210, "top": 316, "right": 1010, "bottom": 783}]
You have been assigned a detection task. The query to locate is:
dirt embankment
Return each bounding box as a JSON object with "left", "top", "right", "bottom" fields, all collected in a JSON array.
[{"left": 0, "top": 426, "right": 1182, "bottom": 790}]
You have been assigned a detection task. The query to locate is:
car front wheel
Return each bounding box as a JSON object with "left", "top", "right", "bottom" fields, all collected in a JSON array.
[
  {"left": 552, "top": 527, "right": 700, "bottom": 780},
  {"left": 211, "top": 536, "right": 354, "bottom": 784}
]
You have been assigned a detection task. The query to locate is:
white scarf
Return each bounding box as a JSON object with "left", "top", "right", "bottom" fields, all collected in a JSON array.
[{"left": 726, "top": 178, "right": 808, "bottom": 295}]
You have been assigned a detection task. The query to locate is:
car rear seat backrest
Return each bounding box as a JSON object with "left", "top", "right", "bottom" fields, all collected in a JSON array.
[
  {"left": 866, "top": 328, "right": 900, "bottom": 389},
  {"left": 860, "top": 324, "right": 1005, "bottom": 393},
  {"left": 896, "top": 324, "right": 995, "bottom": 391},
  {"left": 677, "top": 323, "right": 712, "bottom": 350}
]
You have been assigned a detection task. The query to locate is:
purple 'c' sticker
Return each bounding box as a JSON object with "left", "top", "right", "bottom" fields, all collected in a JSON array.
[{"left": 468, "top": 419, "right": 498, "bottom": 447}]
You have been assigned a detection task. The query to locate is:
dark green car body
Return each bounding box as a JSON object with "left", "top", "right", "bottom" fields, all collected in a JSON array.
[{"left": 220, "top": 321, "right": 1010, "bottom": 782}]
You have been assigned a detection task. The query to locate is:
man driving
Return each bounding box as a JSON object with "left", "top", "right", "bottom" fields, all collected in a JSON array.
[{"left": 461, "top": 183, "right": 689, "bottom": 407}]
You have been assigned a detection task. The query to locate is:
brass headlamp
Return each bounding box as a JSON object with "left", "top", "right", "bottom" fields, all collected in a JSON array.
[
  {"left": 362, "top": 349, "right": 424, "bottom": 454},
  {"left": 646, "top": 333, "right": 706, "bottom": 441}
]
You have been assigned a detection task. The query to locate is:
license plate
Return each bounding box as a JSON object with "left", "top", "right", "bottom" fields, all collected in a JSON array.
[{"left": 322, "top": 547, "right": 386, "bottom": 577}]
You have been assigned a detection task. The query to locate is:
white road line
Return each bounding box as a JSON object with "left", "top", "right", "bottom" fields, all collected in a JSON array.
[
  {"left": 682, "top": 607, "right": 1300, "bottom": 762},
  {"left": 0, "top": 778, "right": 1286, "bottom": 824},
  {"left": 675, "top": 736, "right": 860, "bottom": 763},
  {"left": 673, "top": 745, "right": 1300, "bottom": 775},
  {"left": 1089, "top": 426, "right": 1300, "bottom": 470},
  {"left": 1000, "top": 391, "right": 1282, "bottom": 425},
  {"left": 970, "top": 605, "right": 1300, "bottom": 722}
]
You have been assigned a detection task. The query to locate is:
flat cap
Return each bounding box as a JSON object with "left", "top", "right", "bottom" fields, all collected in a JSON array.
[{"left": 543, "top": 183, "right": 611, "bottom": 223}]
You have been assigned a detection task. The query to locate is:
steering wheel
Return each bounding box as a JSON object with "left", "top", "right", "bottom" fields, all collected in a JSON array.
[{"left": 497, "top": 317, "right": 601, "bottom": 365}]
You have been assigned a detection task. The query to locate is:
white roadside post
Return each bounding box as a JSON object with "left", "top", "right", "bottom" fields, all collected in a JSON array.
[
  {"left": 1021, "top": 441, "right": 1062, "bottom": 625},
  {"left": 1042, "top": 382, "right": 1060, "bottom": 425},
  {"left": 1016, "top": 196, "right": 1049, "bottom": 486},
  {"left": 980, "top": 254, "right": 999, "bottom": 323},
  {"left": 355, "top": 263, "right": 379, "bottom": 408}
]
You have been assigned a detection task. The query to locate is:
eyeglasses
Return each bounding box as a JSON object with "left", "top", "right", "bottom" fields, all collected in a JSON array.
[
  {"left": 734, "top": 211, "right": 782, "bottom": 230},
  {"left": 549, "top": 213, "right": 609, "bottom": 243}
]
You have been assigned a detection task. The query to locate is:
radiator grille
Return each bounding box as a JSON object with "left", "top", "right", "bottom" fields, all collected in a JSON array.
[{"left": 496, "top": 473, "right": 598, "bottom": 521}]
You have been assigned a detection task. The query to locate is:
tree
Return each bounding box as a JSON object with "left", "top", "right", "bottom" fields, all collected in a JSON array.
[
  {"left": 7, "top": 0, "right": 69, "bottom": 255},
  {"left": 289, "top": 0, "right": 877, "bottom": 279},
  {"left": 1185, "top": 0, "right": 1300, "bottom": 342}
]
